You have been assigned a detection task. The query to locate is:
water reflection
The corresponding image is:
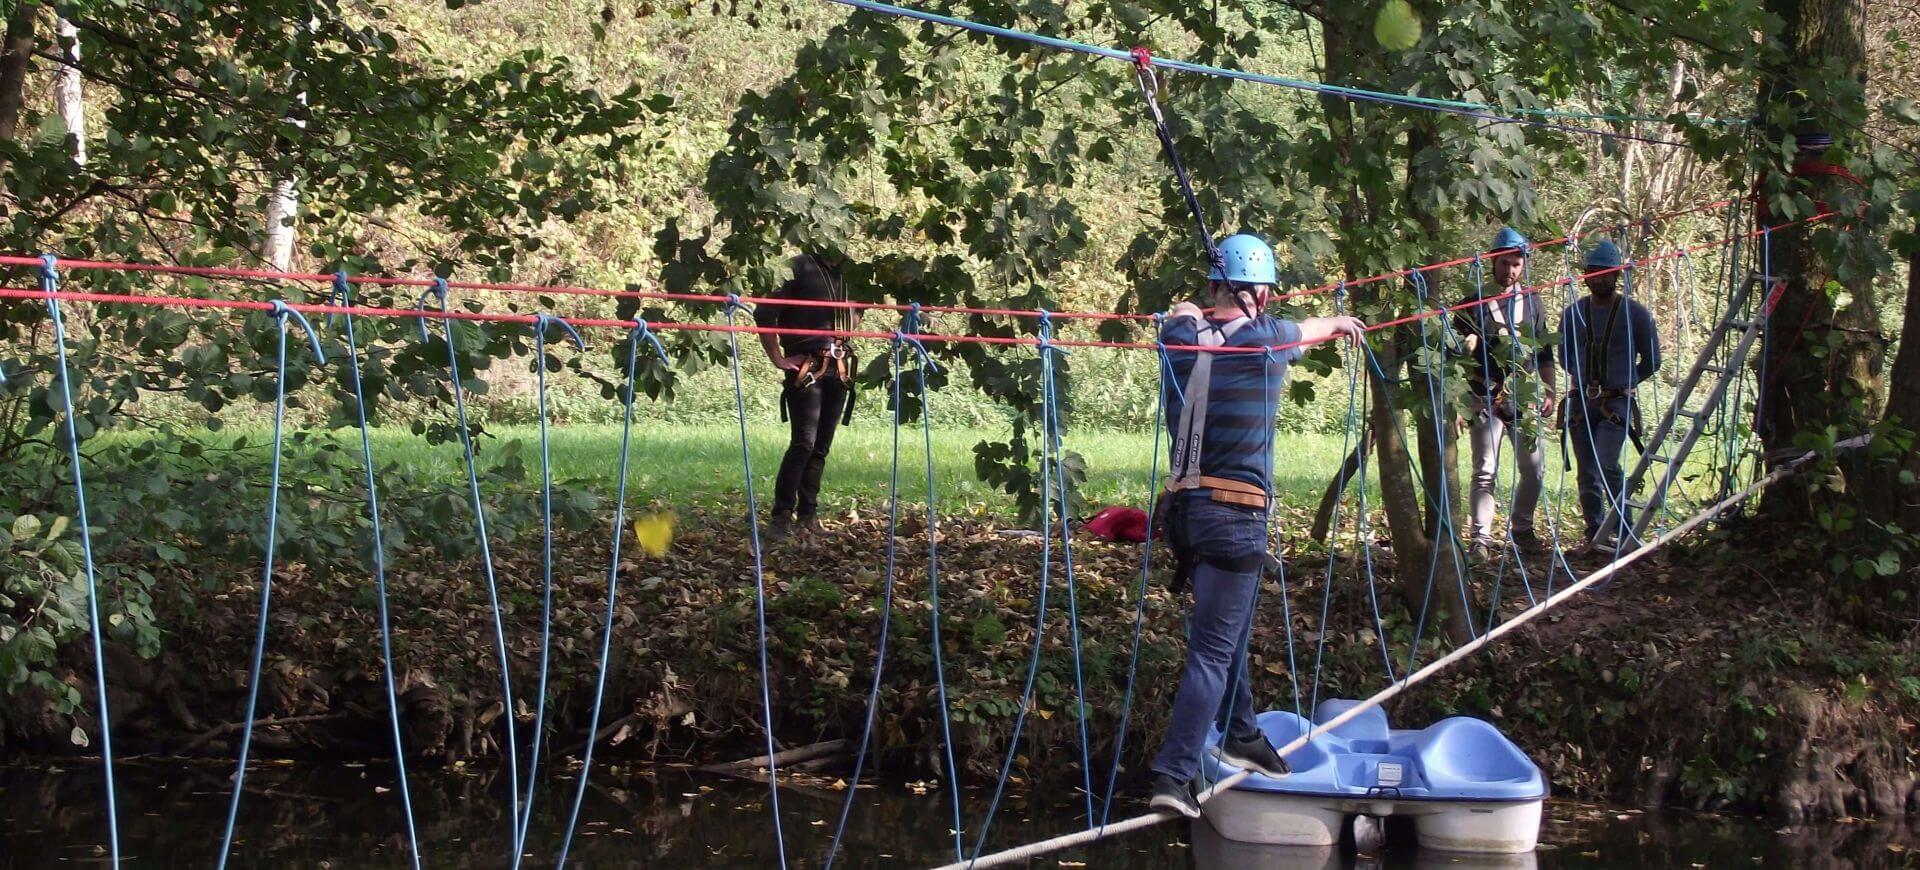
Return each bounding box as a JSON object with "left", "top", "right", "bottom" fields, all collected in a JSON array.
[{"left": 2, "top": 763, "right": 1916, "bottom": 868}]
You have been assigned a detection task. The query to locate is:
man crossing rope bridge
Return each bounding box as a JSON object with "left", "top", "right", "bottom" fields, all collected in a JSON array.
[
  {"left": 1455, "top": 228, "right": 1557, "bottom": 559},
  {"left": 1149, "top": 233, "right": 1367, "bottom": 818},
  {"left": 1561, "top": 240, "right": 1662, "bottom": 551}
]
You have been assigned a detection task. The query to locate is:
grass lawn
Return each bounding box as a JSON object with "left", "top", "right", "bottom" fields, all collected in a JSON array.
[
  {"left": 98, "top": 417, "right": 1737, "bottom": 529},
  {"left": 352, "top": 423, "right": 1364, "bottom": 514}
]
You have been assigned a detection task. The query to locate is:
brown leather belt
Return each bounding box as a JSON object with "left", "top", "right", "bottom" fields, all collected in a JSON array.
[{"left": 1165, "top": 475, "right": 1270, "bottom": 509}]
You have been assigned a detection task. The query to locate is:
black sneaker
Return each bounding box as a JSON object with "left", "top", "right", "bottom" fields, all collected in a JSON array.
[
  {"left": 1512, "top": 529, "right": 1545, "bottom": 555},
  {"left": 1214, "top": 731, "right": 1290, "bottom": 779},
  {"left": 1149, "top": 773, "right": 1201, "bottom": 819}
]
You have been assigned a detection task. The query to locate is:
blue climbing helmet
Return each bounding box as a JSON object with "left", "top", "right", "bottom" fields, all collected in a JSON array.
[
  {"left": 1488, "top": 227, "right": 1528, "bottom": 255},
  {"left": 1207, "top": 233, "right": 1278, "bottom": 286},
  {"left": 1584, "top": 240, "right": 1624, "bottom": 270}
]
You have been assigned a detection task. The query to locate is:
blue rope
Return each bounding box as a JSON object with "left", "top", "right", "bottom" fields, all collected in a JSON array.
[
  {"left": 417, "top": 280, "right": 524, "bottom": 858},
  {"left": 1347, "top": 342, "right": 1395, "bottom": 682},
  {"left": 328, "top": 273, "right": 422, "bottom": 869},
  {"left": 1035, "top": 314, "right": 1097, "bottom": 830},
  {"left": 1410, "top": 270, "right": 1478, "bottom": 642},
  {"left": 1097, "top": 316, "right": 1170, "bottom": 831},
  {"left": 824, "top": 0, "right": 1717, "bottom": 142},
  {"left": 903, "top": 306, "right": 966, "bottom": 863},
  {"left": 825, "top": 323, "right": 941, "bottom": 868},
  {"left": 216, "top": 300, "right": 324, "bottom": 870},
  {"left": 724, "top": 295, "right": 790, "bottom": 870},
  {"left": 556, "top": 321, "right": 668, "bottom": 869},
  {"left": 967, "top": 316, "right": 1062, "bottom": 864},
  {"left": 1308, "top": 332, "right": 1363, "bottom": 711},
  {"left": 513, "top": 313, "right": 586, "bottom": 864},
  {"left": 1353, "top": 345, "right": 1442, "bottom": 675},
  {"left": 38, "top": 255, "right": 120, "bottom": 866}
]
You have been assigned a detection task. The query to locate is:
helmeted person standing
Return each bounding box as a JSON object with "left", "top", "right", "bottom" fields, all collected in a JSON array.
[
  {"left": 1453, "top": 228, "right": 1557, "bottom": 558},
  {"left": 1559, "top": 240, "right": 1660, "bottom": 550},
  {"left": 1148, "top": 233, "right": 1367, "bottom": 818},
  {"left": 755, "top": 252, "right": 860, "bottom": 540}
]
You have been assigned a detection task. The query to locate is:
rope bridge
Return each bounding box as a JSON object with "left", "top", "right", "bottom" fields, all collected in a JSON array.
[{"left": 0, "top": 197, "right": 1845, "bottom": 866}]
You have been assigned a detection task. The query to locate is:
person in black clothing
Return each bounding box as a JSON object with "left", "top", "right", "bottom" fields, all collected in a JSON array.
[{"left": 755, "top": 253, "right": 859, "bottom": 539}]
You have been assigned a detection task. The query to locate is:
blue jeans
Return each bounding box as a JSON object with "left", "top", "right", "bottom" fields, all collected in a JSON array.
[
  {"left": 1151, "top": 493, "right": 1267, "bottom": 782},
  {"left": 1568, "top": 396, "right": 1630, "bottom": 538}
]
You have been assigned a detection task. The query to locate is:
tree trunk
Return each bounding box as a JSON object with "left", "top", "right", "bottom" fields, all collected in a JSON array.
[
  {"left": 263, "top": 176, "right": 299, "bottom": 270},
  {"left": 1870, "top": 232, "right": 1920, "bottom": 529},
  {"left": 54, "top": 15, "right": 82, "bottom": 165},
  {"left": 1311, "top": 421, "right": 1372, "bottom": 543},
  {"left": 1406, "top": 119, "right": 1475, "bottom": 644},
  {"left": 0, "top": 3, "right": 37, "bottom": 145},
  {"left": 1756, "top": 0, "right": 1879, "bottom": 519}
]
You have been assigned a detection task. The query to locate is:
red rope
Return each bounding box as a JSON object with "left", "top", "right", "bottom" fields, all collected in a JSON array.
[
  {"left": 0, "top": 199, "right": 1736, "bottom": 325},
  {"left": 3, "top": 206, "right": 1810, "bottom": 360}
]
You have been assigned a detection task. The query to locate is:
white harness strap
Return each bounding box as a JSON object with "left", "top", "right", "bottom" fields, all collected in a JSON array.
[{"left": 1169, "top": 316, "right": 1250, "bottom": 487}]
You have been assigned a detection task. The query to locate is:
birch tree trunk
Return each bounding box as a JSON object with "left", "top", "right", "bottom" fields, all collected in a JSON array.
[{"left": 54, "top": 16, "right": 81, "bottom": 164}]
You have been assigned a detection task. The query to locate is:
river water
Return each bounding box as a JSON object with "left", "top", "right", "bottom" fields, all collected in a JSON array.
[{"left": 2, "top": 762, "right": 1915, "bottom": 868}]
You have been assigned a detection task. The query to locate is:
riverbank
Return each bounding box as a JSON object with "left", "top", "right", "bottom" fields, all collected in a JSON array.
[{"left": 6, "top": 510, "right": 1916, "bottom": 824}]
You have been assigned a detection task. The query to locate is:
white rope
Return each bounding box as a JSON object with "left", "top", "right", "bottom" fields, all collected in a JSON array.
[{"left": 936, "top": 434, "right": 1868, "bottom": 870}]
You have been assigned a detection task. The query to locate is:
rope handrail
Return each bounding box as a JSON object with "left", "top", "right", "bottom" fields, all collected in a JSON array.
[
  {"left": 0, "top": 199, "right": 1736, "bottom": 323},
  {"left": 935, "top": 433, "right": 1872, "bottom": 870},
  {"left": 0, "top": 208, "right": 1830, "bottom": 365}
]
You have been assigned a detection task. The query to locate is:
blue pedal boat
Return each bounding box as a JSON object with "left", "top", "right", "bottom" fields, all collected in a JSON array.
[{"left": 1202, "top": 699, "right": 1548, "bottom": 853}]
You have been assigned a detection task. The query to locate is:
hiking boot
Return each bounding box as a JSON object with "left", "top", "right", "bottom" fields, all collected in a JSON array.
[
  {"left": 1214, "top": 731, "right": 1291, "bottom": 779},
  {"left": 1466, "top": 539, "right": 1497, "bottom": 564},
  {"left": 1512, "top": 529, "right": 1546, "bottom": 555},
  {"left": 766, "top": 512, "right": 794, "bottom": 541},
  {"left": 797, "top": 514, "right": 826, "bottom": 536},
  {"left": 1149, "top": 773, "right": 1202, "bottom": 819}
]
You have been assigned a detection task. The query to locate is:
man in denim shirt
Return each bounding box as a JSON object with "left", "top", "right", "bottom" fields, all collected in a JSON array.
[
  {"left": 1149, "top": 233, "right": 1367, "bottom": 818},
  {"left": 1560, "top": 240, "right": 1661, "bottom": 550}
]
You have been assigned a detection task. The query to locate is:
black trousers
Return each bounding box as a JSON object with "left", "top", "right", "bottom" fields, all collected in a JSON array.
[{"left": 773, "top": 375, "right": 849, "bottom": 517}]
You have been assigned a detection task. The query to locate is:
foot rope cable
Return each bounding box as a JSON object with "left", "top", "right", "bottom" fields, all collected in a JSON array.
[
  {"left": 724, "top": 295, "right": 790, "bottom": 870},
  {"left": 38, "top": 256, "right": 121, "bottom": 867},
  {"left": 327, "top": 273, "right": 423, "bottom": 869},
  {"left": 555, "top": 320, "right": 671, "bottom": 868},
  {"left": 215, "top": 299, "right": 325, "bottom": 870},
  {"left": 417, "top": 278, "right": 525, "bottom": 860}
]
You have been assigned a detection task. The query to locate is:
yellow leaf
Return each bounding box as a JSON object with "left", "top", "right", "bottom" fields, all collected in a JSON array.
[{"left": 634, "top": 512, "right": 676, "bottom": 558}]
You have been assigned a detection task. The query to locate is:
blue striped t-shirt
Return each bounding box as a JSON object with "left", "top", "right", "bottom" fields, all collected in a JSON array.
[{"left": 1161, "top": 314, "right": 1304, "bottom": 494}]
